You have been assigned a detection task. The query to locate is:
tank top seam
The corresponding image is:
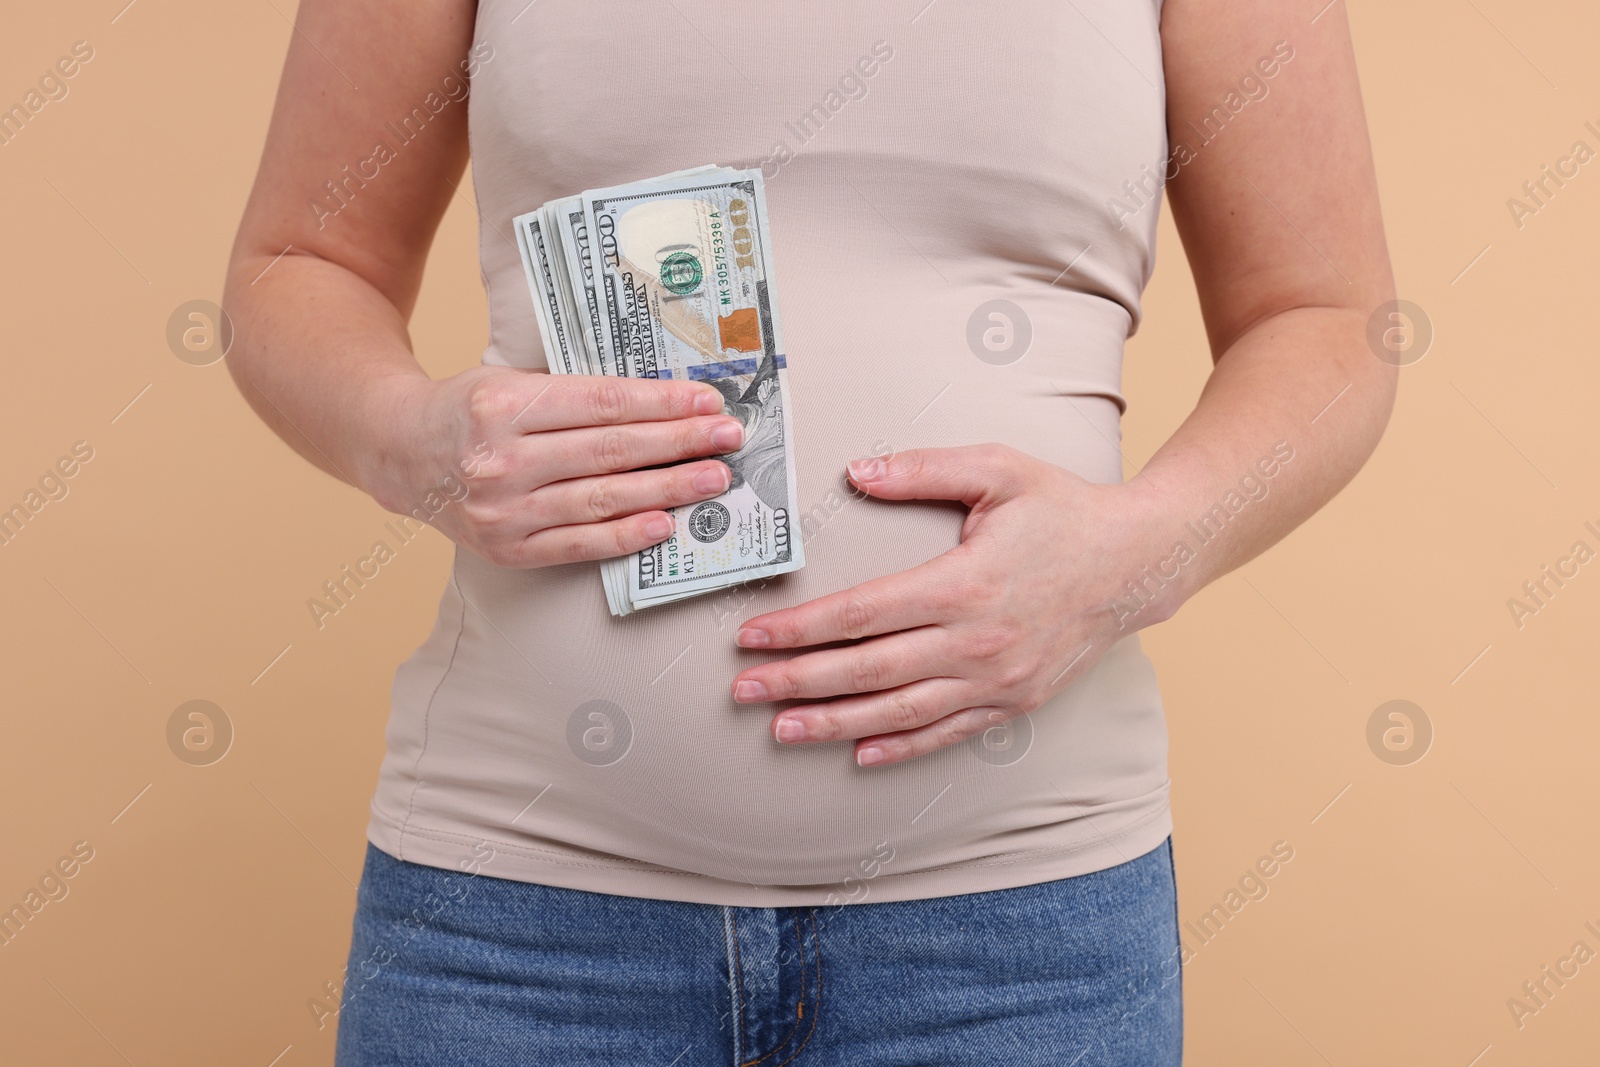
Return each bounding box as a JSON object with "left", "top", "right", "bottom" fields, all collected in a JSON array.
[
  {"left": 465, "top": 29, "right": 500, "bottom": 367},
  {"left": 395, "top": 558, "right": 469, "bottom": 863},
  {"left": 468, "top": 165, "right": 499, "bottom": 365},
  {"left": 375, "top": 782, "right": 1168, "bottom": 884},
  {"left": 387, "top": 820, "right": 719, "bottom": 876}
]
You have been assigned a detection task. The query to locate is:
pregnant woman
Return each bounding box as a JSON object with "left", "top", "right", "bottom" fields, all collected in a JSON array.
[{"left": 223, "top": 0, "right": 1395, "bottom": 1063}]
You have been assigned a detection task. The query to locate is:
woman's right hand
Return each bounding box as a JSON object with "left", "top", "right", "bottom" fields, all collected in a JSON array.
[{"left": 365, "top": 365, "right": 743, "bottom": 569}]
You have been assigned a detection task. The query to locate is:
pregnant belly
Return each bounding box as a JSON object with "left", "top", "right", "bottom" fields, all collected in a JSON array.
[{"left": 374, "top": 376, "right": 1163, "bottom": 889}]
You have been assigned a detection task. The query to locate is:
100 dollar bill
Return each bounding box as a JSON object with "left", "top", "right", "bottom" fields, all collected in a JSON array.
[{"left": 513, "top": 168, "right": 804, "bottom": 614}]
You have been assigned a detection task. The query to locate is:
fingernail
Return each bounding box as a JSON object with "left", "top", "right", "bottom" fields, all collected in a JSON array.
[
  {"left": 847, "top": 458, "right": 883, "bottom": 483},
  {"left": 694, "top": 464, "right": 729, "bottom": 494},
  {"left": 644, "top": 515, "right": 674, "bottom": 540},
  {"left": 711, "top": 420, "right": 744, "bottom": 451},
  {"left": 856, "top": 746, "right": 885, "bottom": 766},
  {"left": 693, "top": 389, "right": 725, "bottom": 416},
  {"left": 774, "top": 717, "right": 806, "bottom": 743},
  {"left": 733, "top": 680, "right": 767, "bottom": 703},
  {"left": 736, "top": 627, "right": 769, "bottom": 648}
]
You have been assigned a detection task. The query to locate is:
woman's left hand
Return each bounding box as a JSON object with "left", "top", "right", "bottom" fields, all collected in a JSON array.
[{"left": 730, "top": 444, "right": 1177, "bottom": 767}]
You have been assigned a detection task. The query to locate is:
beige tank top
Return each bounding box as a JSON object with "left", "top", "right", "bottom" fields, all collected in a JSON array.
[{"left": 368, "top": 0, "right": 1173, "bottom": 905}]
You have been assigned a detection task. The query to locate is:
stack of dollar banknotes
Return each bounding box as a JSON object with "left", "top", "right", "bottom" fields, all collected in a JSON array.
[{"left": 513, "top": 166, "right": 804, "bottom": 615}]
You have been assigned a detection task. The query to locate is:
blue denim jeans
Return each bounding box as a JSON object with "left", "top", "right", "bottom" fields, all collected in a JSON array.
[{"left": 334, "top": 838, "right": 1182, "bottom": 1065}]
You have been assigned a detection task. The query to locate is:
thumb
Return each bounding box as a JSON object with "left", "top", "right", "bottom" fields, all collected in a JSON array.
[{"left": 845, "top": 445, "right": 1024, "bottom": 506}]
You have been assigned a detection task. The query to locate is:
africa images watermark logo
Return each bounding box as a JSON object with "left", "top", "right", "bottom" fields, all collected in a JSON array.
[
  {"left": 307, "top": 42, "right": 494, "bottom": 230},
  {"left": 749, "top": 41, "right": 895, "bottom": 181},
  {"left": 1505, "top": 121, "right": 1600, "bottom": 230},
  {"left": 0, "top": 40, "right": 95, "bottom": 149},
  {"left": 1366, "top": 700, "right": 1431, "bottom": 766},
  {"left": 1110, "top": 442, "right": 1296, "bottom": 629},
  {"left": 1108, "top": 40, "right": 1296, "bottom": 231}
]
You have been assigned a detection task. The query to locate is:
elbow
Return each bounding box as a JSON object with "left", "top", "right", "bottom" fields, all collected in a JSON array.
[{"left": 1340, "top": 307, "right": 1402, "bottom": 470}]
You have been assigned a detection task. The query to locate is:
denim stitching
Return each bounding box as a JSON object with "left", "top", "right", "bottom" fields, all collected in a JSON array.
[
  {"left": 741, "top": 910, "right": 807, "bottom": 1066},
  {"left": 729, "top": 908, "right": 748, "bottom": 1063},
  {"left": 770, "top": 907, "right": 821, "bottom": 1067}
]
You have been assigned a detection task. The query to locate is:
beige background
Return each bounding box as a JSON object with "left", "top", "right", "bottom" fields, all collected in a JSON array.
[{"left": 2, "top": 0, "right": 1596, "bottom": 1062}]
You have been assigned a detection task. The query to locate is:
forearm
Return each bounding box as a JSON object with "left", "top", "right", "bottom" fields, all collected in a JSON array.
[
  {"left": 1119, "top": 305, "right": 1397, "bottom": 625},
  {"left": 222, "top": 251, "right": 435, "bottom": 512}
]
